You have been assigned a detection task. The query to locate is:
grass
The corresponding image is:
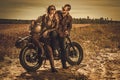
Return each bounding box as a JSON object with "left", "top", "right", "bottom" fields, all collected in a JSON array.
[
  {"left": 71, "top": 24, "right": 120, "bottom": 48},
  {"left": 0, "top": 23, "right": 120, "bottom": 60},
  {"left": 0, "top": 23, "right": 120, "bottom": 80},
  {"left": 0, "top": 24, "right": 29, "bottom": 60}
]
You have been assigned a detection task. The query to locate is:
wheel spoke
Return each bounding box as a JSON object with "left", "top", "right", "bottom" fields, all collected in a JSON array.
[
  {"left": 67, "top": 42, "right": 83, "bottom": 65},
  {"left": 68, "top": 46, "right": 79, "bottom": 62},
  {"left": 24, "top": 48, "right": 39, "bottom": 67}
]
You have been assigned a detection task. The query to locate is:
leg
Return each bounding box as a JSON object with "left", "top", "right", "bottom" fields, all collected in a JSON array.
[
  {"left": 50, "top": 31, "right": 59, "bottom": 57},
  {"left": 59, "top": 37, "right": 68, "bottom": 69},
  {"left": 32, "top": 34, "right": 43, "bottom": 56},
  {"left": 46, "top": 45, "right": 58, "bottom": 72},
  {"left": 50, "top": 31, "right": 58, "bottom": 50}
]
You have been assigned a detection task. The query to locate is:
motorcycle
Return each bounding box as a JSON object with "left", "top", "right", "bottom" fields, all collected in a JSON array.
[{"left": 15, "top": 29, "right": 83, "bottom": 72}]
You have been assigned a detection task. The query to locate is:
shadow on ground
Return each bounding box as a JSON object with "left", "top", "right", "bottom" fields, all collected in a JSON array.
[{"left": 17, "top": 68, "right": 88, "bottom": 80}]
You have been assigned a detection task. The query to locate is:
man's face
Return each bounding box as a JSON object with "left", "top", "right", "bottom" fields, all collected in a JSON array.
[{"left": 62, "top": 6, "right": 70, "bottom": 14}]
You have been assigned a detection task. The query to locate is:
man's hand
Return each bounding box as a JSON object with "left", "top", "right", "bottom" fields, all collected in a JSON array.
[{"left": 65, "top": 30, "right": 69, "bottom": 36}]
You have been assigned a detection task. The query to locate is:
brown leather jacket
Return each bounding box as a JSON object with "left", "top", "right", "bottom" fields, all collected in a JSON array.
[
  {"left": 36, "top": 14, "right": 58, "bottom": 32},
  {"left": 55, "top": 10, "right": 72, "bottom": 32},
  {"left": 55, "top": 10, "right": 72, "bottom": 37}
]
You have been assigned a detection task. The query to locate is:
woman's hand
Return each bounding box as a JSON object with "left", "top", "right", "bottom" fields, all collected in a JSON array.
[{"left": 43, "top": 31, "right": 49, "bottom": 38}]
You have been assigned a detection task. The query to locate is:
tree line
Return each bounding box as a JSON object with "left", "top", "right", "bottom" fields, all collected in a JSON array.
[
  {"left": 0, "top": 19, "right": 32, "bottom": 24},
  {"left": 72, "top": 16, "right": 120, "bottom": 24},
  {"left": 0, "top": 16, "right": 120, "bottom": 24}
]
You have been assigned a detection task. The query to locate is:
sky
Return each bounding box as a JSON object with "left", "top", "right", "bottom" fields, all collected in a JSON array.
[{"left": 0, "top": 0, "right": 120, "bottom": 21}]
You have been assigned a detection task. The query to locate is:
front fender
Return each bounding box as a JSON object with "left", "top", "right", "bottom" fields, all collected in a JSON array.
[
  {"left": 26, "top": 43, "right": 44, "bottom": 56},
  {"left": 15, "top": 36, "right": 31, "bottom": 48},
  {"left": 27, "top": 43, "right": 36, "bottom": 49}
]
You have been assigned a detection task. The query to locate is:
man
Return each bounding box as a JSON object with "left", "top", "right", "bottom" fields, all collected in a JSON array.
[{"left": 56, "top": 4, "right": 72, "bottom": 69}]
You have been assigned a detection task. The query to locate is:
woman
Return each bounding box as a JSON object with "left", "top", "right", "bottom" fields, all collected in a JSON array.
[{"left": 35, "top": 5, "right": 58, "bottom": 72}]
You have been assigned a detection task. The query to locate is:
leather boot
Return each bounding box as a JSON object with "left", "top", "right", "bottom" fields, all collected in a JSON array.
[
  {"left": 61, "top": 59, "right": 69, "bottom": 69},
  {"left": 51, "top": 67, "right": 58, "bottom": 73}
]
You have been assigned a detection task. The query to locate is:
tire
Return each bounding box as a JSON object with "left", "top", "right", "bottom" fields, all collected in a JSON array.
[
  {"left": 19, "top": 44, "right": 43, "bottom": 72},
  {"left": 66, "top": 42, "right": 83, "bottom": 65}
]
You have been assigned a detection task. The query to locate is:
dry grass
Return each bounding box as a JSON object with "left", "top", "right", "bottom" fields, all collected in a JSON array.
[
  {"left": 0, "top": 23, "right": 120, "bottom": 59},
  {"left": 0, "top": 23, "right": 120, "bottom": 80},
  {"left": 71, "top": 24, "right": 120, "bottom": 48},
  {"left": 0, "top": 24, "right": 29, "bottom": 60}
]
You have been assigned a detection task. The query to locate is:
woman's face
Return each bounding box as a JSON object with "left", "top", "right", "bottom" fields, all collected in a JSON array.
[{"left": 49, "top": 7, "right": 56, "bottom": 14}]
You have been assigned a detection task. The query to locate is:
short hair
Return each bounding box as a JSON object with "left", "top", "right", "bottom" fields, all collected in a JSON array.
[
  {"left": 47, "top": 5, "right": 56, "bottom": 14},
  {"left": 63, "top": 4, "right": 71, "bottom": 11}
]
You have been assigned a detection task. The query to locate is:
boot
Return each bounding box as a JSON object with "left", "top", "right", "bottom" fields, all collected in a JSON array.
[
  {"left": 51, "top": 67, "right": 58, "bottom": 73},
  {"left": 61, "top": 59, "right": 69, "bottom": 69},
  {"left": 62, "top": 63, "right": 69, "bottom": 69},
  {"left": 61, "top": 52, "right": 69, "bottom": 69}
]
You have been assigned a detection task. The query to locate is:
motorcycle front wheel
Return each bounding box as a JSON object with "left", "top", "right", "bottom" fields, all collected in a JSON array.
[
  {"left": 66, "top": 42, "right": 83, "bottom": 65},
  {"left": 19, "top": 44, "right": 43, "bottom": 72}
]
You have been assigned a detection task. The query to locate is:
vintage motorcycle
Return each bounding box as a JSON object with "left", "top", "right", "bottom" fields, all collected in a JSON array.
[{"left": 15, "top": 25, "right": 83, "bottom": 72}]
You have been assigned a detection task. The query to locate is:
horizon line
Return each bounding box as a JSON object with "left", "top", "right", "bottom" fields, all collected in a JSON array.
[{"left": 0, "top": 18, "right": 120, "bottom": 21}]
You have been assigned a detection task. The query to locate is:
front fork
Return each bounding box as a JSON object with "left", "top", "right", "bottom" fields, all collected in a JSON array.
[
  {"left": 66, "top": 36, "right": 75, "bottom": 51},
  {"left": 66, "top": 36, "right": 77, "bottom": 56}
]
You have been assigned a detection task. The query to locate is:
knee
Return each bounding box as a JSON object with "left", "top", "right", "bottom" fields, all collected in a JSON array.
[{"left": 51, "top": 31, "right": 58, "bottom": 37}]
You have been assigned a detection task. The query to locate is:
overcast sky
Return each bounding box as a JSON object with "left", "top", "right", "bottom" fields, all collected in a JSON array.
[{"left": 0, "top": 0, "right": 120, "bottom": 20}]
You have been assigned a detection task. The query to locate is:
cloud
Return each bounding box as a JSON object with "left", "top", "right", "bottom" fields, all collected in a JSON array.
[{"left": 0, "top": 0, "right": 120, "bottom": 20}]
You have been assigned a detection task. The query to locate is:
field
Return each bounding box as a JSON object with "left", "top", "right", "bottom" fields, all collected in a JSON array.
[{"left": 0, "top": 23, "right": 120, "bottom": 80}]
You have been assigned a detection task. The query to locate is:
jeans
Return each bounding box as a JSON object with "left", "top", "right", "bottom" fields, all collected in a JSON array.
[{"left": 58, "top": 36, "right": 67, "bottom": 67}]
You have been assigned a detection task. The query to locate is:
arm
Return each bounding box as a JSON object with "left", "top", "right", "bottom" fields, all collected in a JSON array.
[
  {"left": 29, "top": 20, "right": 35, "bottom": 31},
  {"left": 40, "top": 14, "right": 48, "bottom": 32},
  {"left": 64, "top": 15, "right": 72, "bottom": 36},
  {"left": 54, "top": 13, "right": 59, "bottom": 29},
  {"left": 30, "top": 16, "right": 42, "bottom": 33},
  {"left": 67, "top": 15, "right": 72, "bottom": 32},
  {"left": 36, "top": 16, "right": 42, "bottom": 23},
  {"left": 30, "top": 15, "right": 46, "bottom": 34}
]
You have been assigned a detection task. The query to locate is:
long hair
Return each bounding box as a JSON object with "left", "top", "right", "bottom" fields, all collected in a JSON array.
[{"left": 47, "top": 5, "right": 56, "bottom": 14}]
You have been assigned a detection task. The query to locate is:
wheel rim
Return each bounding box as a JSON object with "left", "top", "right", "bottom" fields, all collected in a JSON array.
[
  {"left": 24, "top": 48, "right": 39, "bottom": 67},
  {"left": 68, "top": 46, "right": 80, "bottom": 62}
]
